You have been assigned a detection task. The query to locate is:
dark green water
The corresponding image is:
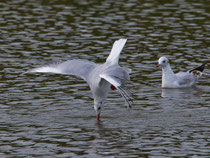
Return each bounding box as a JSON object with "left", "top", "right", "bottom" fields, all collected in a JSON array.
[{"left": 0, "top": 0, "right": 209, "bottom": 157}]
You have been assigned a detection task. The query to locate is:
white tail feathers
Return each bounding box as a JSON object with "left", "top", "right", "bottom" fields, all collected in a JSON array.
[{"left": 106, "top": 39, "right": 127, "bottom": 65}]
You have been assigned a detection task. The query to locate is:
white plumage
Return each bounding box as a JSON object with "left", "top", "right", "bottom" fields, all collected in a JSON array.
[
  {"left": 158, "top": 56, "right": 205, "bottom": 88},
  {"left": 29, "top": 39, "right": 132, "bottom": 120}
]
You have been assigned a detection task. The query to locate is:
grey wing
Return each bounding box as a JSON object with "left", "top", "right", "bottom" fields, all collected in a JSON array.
[
  {"left": 100, "top": 66, "right": 133, "bottom": 108},
  {"left": 175, "top": 72, "right": 195, "bottom": 85},
  {"left": 29, "top": 59, "right": 97, "bottom": 81}
]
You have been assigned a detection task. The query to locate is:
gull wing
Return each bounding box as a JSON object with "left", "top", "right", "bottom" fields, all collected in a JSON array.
[
  {"left": 106, "top": 39, "right": 127, "bottom": 66},
  {"left": 175, "top": 63, "right": 206, "bottom": 86},
  {"left": 100, "top": 66, "right": 133, "bottom": 108},
  {"left": 175, "top": 72, "right": 195, "bottom": 86},
  {"left": 188, "top": 63, "right": 206, "bottom": 73},
  {"left": 29, "top": 59, "right": 97, "bottom": 82}
]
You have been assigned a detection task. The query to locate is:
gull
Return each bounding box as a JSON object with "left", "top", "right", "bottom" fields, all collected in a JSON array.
[
  {"left": 157, "top": 56, "right": 206, "bottom": 88},
  {"left": 28, "top": 39, "right": 133, "bottom": 120}
]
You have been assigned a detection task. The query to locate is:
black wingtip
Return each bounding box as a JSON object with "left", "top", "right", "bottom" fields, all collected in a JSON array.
[
  {"left": 189, "top": 63, "right": 206, "bottom": 73},
  {"left": 118, "top": 86, "right": 133, "bottom": 108}
]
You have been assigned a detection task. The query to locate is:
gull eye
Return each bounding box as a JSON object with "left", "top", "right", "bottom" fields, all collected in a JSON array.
[
  {"left": 98, "top": 107, "right": 101, "bottom": 110},
  {"left": 163, "top": 60, "right": 166, "bottom": 63}
]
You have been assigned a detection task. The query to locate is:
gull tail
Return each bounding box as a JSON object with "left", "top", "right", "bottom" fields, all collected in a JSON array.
[{"left": 106, "top": 39, "right": 127, "bottom": 66}]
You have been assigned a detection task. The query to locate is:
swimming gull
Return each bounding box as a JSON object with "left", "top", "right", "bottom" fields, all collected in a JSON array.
[
  {"left": 29, "top": 39, "right": 133, "bottom": 120},
  {"left": 157, "top": 56, "right": 206, "bottom": 88}
]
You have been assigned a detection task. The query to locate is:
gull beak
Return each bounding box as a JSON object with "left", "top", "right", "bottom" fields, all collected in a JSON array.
[
  {"left": 97, "top": 113, "right": 100, "bottom": 120},
  {"left": 156, "top": 64, "right": 160, "bottom": 67}
]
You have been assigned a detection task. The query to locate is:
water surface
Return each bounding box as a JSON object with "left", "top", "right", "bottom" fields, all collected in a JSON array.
[{"left": 0, "top": 0, "right": 209, "bottom": 157}]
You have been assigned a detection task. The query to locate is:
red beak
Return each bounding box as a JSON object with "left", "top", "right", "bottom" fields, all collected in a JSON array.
[
  {"left": 97, "top": 113, "right": 100, "bottom": 120},
  {"left": 156, "top": 64, "right": 160, "bottom": 67}
]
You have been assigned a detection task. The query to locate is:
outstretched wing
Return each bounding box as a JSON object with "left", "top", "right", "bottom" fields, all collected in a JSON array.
[
  {"left": 29, "top": 59, "right": 97, "bottom": 82},
  {"left": 100, "top": 66, "right": 133, "bottom": 108}
]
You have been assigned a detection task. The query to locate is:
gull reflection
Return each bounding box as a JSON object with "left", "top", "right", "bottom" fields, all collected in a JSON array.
[{"left": 161, "top": 87, "right": 201, "bottom": 98}]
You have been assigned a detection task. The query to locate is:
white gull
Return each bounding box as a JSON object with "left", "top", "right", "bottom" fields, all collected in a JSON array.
[
  {"left": 29, "top": 39, "right": 133, "bottom": 120},
  {"left": 157, "top": 56, "right": 206, "bottom": 88}
]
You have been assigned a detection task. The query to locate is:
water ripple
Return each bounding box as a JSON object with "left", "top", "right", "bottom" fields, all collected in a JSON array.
[{"left": 0, "top": 0, "right": 209, "bottom": 157}]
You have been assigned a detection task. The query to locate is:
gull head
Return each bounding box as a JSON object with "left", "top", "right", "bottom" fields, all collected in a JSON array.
[
  {"left": 157, "top": 56, "right": 169, "bottom": 68},
  {"left": 94, "top": 100, "right": 104, "bottom": 120}
]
